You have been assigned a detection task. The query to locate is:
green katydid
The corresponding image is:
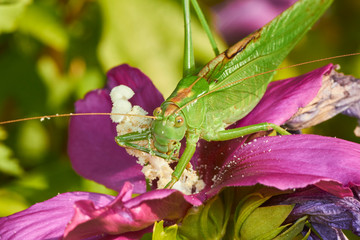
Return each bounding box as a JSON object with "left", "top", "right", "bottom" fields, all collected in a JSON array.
[
  {"left": 0, "top": 0, "right": 359, "bottom": 192},
  {"left": 114, "top": 0, "right": 334, "bottom": 189}
]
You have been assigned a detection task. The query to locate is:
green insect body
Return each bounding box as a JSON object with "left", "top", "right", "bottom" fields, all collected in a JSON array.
[{"left": 116, "top": 0, "right": 333, "bottom": 189}]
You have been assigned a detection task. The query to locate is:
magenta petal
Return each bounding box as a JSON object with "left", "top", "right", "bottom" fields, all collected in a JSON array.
[
  {"left": 206, "top": 134, "right": 360, "bottom": 198},
  {"left": 64, "top": 182, "right": 201, "bottom": 239},
  {"left": 68, "top": 89, "right": 145, "bottom": 193},
  {"left": 237, "top": 64, "right": 333, "bottom": 127},
  {"left": 68, "top": 64, "right": 164, "bottom": 193},
  {"left": 0, "top": 192, "right": 114, "bottom": 240},
  {"left": 106, "top": 65, "right": 164, "bottom": 113}
]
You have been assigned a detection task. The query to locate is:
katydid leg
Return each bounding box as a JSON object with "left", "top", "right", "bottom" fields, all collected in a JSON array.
[
  {"left": 115, "top": 129, "right": 151, "bottom": 142},
  {"left": 115, "top": 130, "right": 179, "bottom": 161},
  {"left": 165, "top": 132, "right": 199, "bottom": 189},
  {"left": 183, "top": 0, "right": 195, "bottom": 77},
  {"left": 190, "top": 0, "right": 219, "bottom": 56},
  {"left": 207, "top": 123, "right": 291, "bottom": 141}
]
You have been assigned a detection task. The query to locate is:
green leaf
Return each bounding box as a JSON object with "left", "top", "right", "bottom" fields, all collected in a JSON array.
[
  {"left": 301, "top": 228, "right": 311, "bottom": 240},
  {"left": 153, "top": 221, "right": 178, "bottom": 240},
  {"left": 233, "top": 193, "right": 271, "bottom": 239},
  {"left": 239, "top": 205, "right": 294, "bottom": 240},
  {"left": 343, "top": 229, "right": 360, "bottom": 240},
  {"left": 178, "top": 190, "right": 233, "bottom": 240},
  {"left": 0, "top": 0, "right": 31, "bottom": 33},
  {"left": 273, "top": 216, "right": 308, "bottom": 240}
]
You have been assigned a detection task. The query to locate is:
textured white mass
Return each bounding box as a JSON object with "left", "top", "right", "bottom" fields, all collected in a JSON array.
[
  {"left": 110, "top": 85, "right": 134, "bottom": 103},
  {"left": 110, "top": 85, "right": 135, "bottom": 123},
  {"left": 111, "top": 100, "right": 132, "bottom": 123}
]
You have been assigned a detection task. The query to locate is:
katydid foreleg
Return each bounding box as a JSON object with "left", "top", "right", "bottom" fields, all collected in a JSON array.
[
  {"left": 164, "top": 132, "right": 200, "bottom": 189},
  {"left": 115, "top": 131, "right": 179, "bottom": 161}
]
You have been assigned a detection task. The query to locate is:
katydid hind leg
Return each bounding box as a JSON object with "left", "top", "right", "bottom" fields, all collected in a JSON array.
[
  {"left": 183, "top": 0, "right": 195, "bottom": 77},
  {"left": 183, "top": 0, "right": 219, "bottom": 77},
  {"left": 190, "top": 0, "right": 219, "bottom": 56},
  {"left": 206, "top": 122, "right": 291, "bottom": 142}
]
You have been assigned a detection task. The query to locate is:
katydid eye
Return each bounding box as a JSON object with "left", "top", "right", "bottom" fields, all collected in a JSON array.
[
  {"left": 153, "top": 107, "right": 162, "bottom": 116},
  {"left": 174, "top": 115, "right": 184, "bottom": 127}
]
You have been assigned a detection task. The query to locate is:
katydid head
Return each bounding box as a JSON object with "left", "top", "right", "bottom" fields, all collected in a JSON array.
[{"left": 151, "top": 103, "right": 187, "bottom": 154}]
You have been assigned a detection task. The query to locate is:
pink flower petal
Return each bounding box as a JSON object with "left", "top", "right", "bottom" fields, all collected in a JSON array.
[
  {"left": 0, "top": 192, "right": 114, "bottom": 240},
  {"left": 206, "top": 134, "right": 360, "bottom": 198},
  {"left": 64, "top": 182, "right": 201, "bottom": 239}
]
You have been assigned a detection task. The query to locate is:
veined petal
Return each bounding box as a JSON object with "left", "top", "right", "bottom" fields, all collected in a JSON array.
[
  {"left": 280, "top": 188, "right": 360, "bottom": 237},
  {"left": 0, "top": 192, "right": 114, "bottom": 240},
  {"left": 204, "top": 134, "right": 360, "bottom": 198},
  {"left": 68, "top": 65, "right": 164, "bottom": 193},
  {"left": 64, "top": 182, "right": 201, "bottom": 239}
]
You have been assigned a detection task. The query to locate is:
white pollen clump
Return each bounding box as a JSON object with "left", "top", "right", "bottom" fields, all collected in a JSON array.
[
  {"left": 110, "top": 85, "right": 135, "bottom": 123},
  {"left": 172, "top": 166, "right": 205, "bottom": 194},
  {"left": 112, "top": 85, "right": 204, "bottom": 195},
  {"left": 111, "top": 100, "right": 132, "bottom": 123},
  {"left": 110, "top": 85, "right": 134, "bottom": 102},
  {"left": 116, "top": 106, "right": 150, "bottom": 135}
]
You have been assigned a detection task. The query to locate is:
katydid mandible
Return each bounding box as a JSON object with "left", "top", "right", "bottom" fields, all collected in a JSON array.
[{"left": 115, "top": 0, "right": 333, "bottom": 189}]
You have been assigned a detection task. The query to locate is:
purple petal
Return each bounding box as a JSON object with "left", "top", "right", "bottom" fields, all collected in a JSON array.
[
  {"left": 68, "top": 64, "right": 164, "bottom": 193},
  {"left": 282, "top": 188, "right": 360, "bottom": 236},
  {"left": 308, "top": 224, "right": 347, "bottom": 240},
  {"left": 106, "top": 65, "right": 164, "bottom": 112},
  {"left": 203, "top": 134, "right": 360, "bottom": 198},
  {"left": 0, "top": 192, "right": 114, "bottom": 240},
  {"left": 64, "top": 182, "right": 201, "bottom": 239},
  {"left": 237, "top": 64, "right": 333, "bottom": 127},
  {"left": 213, "top": 0, "right": 297, "bottom": 45}
]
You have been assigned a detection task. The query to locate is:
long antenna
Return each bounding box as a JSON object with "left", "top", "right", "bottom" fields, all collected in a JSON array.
[
  {"left": 2, "top": 53, "right": 360, "bottom": 125},
  {"left": 0, "top": 112, "right": 156, "bottom": 125},
  {"left": 177, "top": 52, "right": 360, "bottom": 113}
]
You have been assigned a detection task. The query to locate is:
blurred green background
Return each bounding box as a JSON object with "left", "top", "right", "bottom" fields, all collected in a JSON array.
[{"left": 0, "top": 0, "right": 359, "bottom": 218}]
